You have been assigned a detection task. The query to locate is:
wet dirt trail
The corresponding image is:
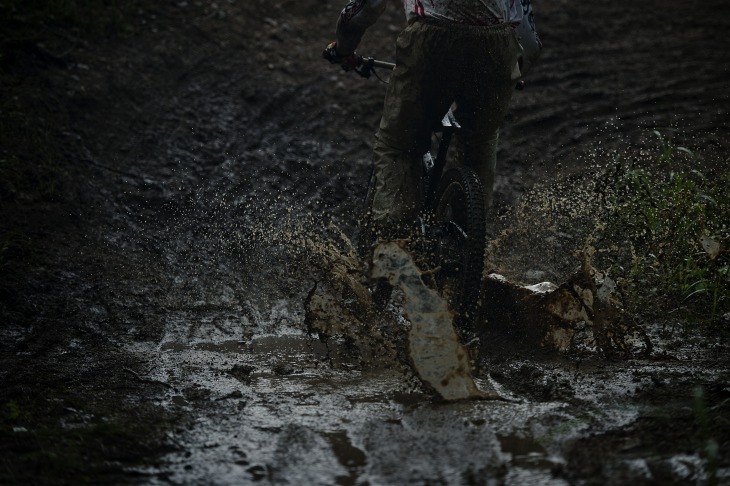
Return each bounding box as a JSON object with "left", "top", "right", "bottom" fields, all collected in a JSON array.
[{"left": 1, "top": 0, "right": 729, "bottom": 484}]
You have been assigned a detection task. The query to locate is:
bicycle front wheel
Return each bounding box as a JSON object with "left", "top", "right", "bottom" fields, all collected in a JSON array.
[{"left": 430, "top": 166, "right": 487, "bottom": 331}]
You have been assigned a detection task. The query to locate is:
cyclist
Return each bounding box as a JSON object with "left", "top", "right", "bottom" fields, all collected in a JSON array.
[{"left": 324, "top": 0, "right": 541, "bottom": 242}]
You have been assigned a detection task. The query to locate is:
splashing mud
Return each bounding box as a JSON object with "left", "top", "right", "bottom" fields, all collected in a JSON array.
[
  {"left": 117, "top": 136, "right": 723, "bottom": 484},
  {"left": 481, "top": 248, "right": 651, "bottom": 358},
  {"left": 369, "top": 241, "right": 492, "bottom": 400},
  {"left": 297, "top": 221, "right": 490, "bottom": 399}
]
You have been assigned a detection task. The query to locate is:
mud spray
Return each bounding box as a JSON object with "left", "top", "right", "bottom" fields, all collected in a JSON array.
[
  {"left": 123, "top": 131, "right": 726, "bottom": 483},
  {"left": 141, "top": 131, "right": 679, "bottom": 405},
  {"left": 369, "top": 241, "right": 494, "bottom": 400},
  {"left": 249, "top": 184, "right": 646, "bottom": 400},
  {"left": 211, "top": 145, "right": 662, "bottom": 401},
  {"left": 172, "top": 189, "right": 494, "bottom": 401},
  {"left": 138, "top": 126, "right": 723, "bottom": 402},
  {"left": 247, "top": 206, "right": 505, "bottom": 400}
]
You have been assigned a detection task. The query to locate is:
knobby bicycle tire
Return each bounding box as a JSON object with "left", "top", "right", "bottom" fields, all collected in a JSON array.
[{"left": 430, "top": 166, "right": 487, "bottom": 331}]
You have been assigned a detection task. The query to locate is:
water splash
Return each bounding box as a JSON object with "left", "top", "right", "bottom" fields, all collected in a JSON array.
[{"left": 370, "top": 241, "right": 499, "bottom": 400}]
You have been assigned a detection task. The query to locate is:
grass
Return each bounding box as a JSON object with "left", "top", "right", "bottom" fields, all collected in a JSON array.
[
  {"left": 495, "top": 128, "right": 728, "bottom": 328},
  {"left": 591, "top": 130, "right": 729, "bottom": 326}
]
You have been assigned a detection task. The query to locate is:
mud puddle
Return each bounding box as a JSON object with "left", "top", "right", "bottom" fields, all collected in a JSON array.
[
  {"left": 118, "top": 233, "right": 726, "bottom": 485},
  {"left": 106, "top": 176, "right": 727, "bottom": 485}
]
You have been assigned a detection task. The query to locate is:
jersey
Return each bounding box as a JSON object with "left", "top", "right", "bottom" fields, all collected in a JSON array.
[{"left": 404, "top": 0, "right": 521, "bottom": 25}]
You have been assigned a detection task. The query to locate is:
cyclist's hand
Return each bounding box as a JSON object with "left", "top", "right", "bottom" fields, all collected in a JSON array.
[{"left": 322, "top": 41, "right": 358, "bottom": 71}]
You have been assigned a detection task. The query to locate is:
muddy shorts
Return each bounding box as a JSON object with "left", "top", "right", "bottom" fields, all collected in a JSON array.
[{"left": 369, "top": 18, "right": 522, "bottom": 237}]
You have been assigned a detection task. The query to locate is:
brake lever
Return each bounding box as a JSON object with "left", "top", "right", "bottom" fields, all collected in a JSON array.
[{"left": 354, "top": 57, "right": 374, "bottom": 79}]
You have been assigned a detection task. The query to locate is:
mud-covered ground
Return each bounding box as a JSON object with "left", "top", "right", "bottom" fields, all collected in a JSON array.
[{"left": 1, "top": 0, "right": 729, "bottom": 484}]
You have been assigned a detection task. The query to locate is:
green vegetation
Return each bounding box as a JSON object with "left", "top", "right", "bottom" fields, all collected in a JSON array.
[
  {"left": 593, "top": 130, "right": 729, "bottom": 326},
  {"left": 502, "top": 129, "right": 728, "bottom": 327}
]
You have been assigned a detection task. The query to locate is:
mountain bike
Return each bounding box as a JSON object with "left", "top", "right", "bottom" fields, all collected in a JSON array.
[{"left": 353, "top": 56, "right": 488, "bottom": 333}]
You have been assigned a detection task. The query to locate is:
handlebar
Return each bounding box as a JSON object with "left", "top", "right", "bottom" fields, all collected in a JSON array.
[
  {"left": 352, "top": 55, "right": 525, "bottom": 90},
  {"left": 354, "top": 56, "right": 394, "bottom": 79}
]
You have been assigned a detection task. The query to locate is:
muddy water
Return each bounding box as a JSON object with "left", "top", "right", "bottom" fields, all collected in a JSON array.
[
  {"left": 97, "top": 93, "right": 726, "bottom": 482},
  {"left": 111, "top": 189, "right": 724, "bottom": 484},
  {"left": 125, "top": 281, "right": 725, "bottom": 485},
  {"left": 125, "top": 311, "right": 594, "bottom": 484},
  {"left": 83, "top": 1, "right": 728, "bottom": 480}
]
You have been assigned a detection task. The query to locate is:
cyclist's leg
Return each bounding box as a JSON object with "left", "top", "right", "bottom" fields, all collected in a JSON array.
[
  {"left": 454, "top": 89, "right": 514, "bottom": 212},
  {"left": 453, "top": 24, "right": 522, "bottom": 211},
  {"left": 454, "top": 128, "right": 501, "bottom": 210},
  {"left": 369, "top": 140, "right": 422, "bottom": 241},
  {"left": 369, "top": 20, "right": 453, "bottom": 240}
]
